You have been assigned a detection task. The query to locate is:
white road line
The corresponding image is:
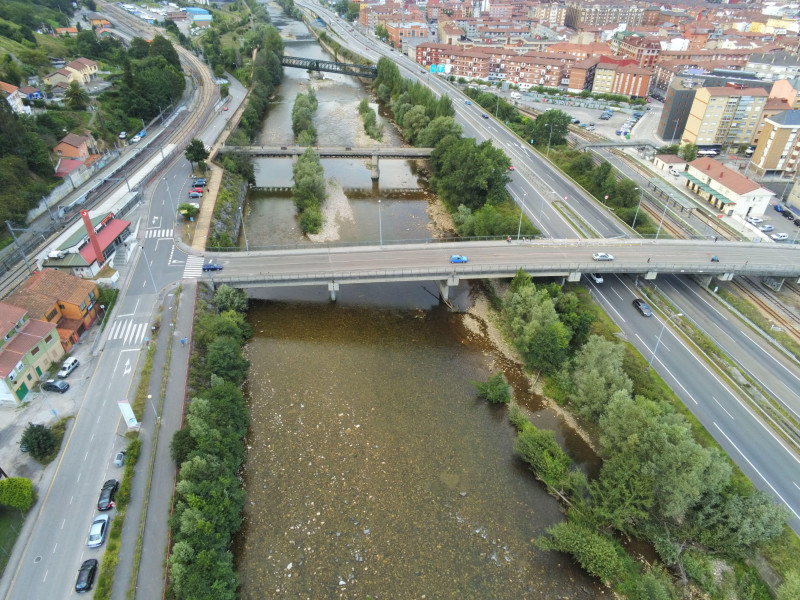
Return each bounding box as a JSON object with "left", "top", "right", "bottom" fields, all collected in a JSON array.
[
  {"left": 61, "top": 519, "right": 65, "bottom": 529},
  {"left": 714, "top": 422, "right": 799, "bottom": 520},
  {"left": 52, "top": 544, "right": 57, "bottom": 554},
  {"left": 673, "top": 278, "right": 729, "bottom": 320},
  {"left": 43, "top": 570, "right": 48, "bottom": 583},
  {"left": 84, "top": 451, "right": 88, "bottom": 461},
  {"left": 712, "top": 396, "right": 734, "bottom": 420},
  {"left": 794, "top": 481, "right": 800, "bottom": 492}
]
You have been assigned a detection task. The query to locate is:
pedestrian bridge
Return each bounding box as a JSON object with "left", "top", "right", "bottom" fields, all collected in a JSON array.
[
  {"left": 220, "top": 146, "right": 434, "bottom": 180},
  {"left": 201, "top": 239, "right": 800, "bottom": 301},
  {"left": 280, "top": 56, "right": 377, "bottom": 79}
]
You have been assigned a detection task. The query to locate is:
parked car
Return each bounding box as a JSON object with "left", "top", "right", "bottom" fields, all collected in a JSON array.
[
  {"left": 130, "top": 135, "right": 141, "bottom": 143},
  {"left": 771, "top": 233, "right": 789, "bottom": 241},
  {"left": 632, "top": 298, "right": 653, "bottom": 317},
  {"left": 75, "top": 559, "right": 98, "bottom": 593},
  {"left": 87, "top": 514, "right": 110, "bottom": 548},
  {"left": 783, "top": 210, "right": 795, "bottom": 219},
  {"left": 97, "top": 479, "right": 119, "bottom": 511},
  {"left": 449, "top": 255, "right": 468, "bottom": 263},
  {"left": 190, "top": 187, "right": 204, "bottom": 194},
  {"left": 192, "top": 178, "right": 207, "bottom": 186},
  {"left": 188, "top": 192, "right": 202, "bottom": 199},
  {"left": 746, "top": 216, "right": 763, "bottom": 224},
  {"left": 118, "top": 131, "right": 127, "bottom": 139},
  {"left": 57, "top": 357, "right": 79, "bottom": 379},
  {"left": 114, "top": 451, "right": 126, "bottom": 468},
  {"left": 774, "top": 204, "right": 784, "bottom": 213},
  {"left": 42, "top": 379, "right": 69, "bottom": 393},
  {"left": 592, "top": 252, "right": 614, "bottom": 261},
  {"left": 759, "top": 225, "right": 774, "bottom": 232},
  {"left": 202, "top": 263, "right": 224, "bottom": 271},
  {"left": 223, "top": 106, "right": 229, "bottom": 111}
]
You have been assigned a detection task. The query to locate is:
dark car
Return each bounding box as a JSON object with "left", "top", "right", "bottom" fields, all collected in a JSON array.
[
  {"left": 481, "top": 113, "right": 489, "bottom": 119},
  {"left": 202, "top": 263, "right": 223, "bottom": 271},
  {"left": 632, "top": 298, "right": 653, "bottom": 317},
  {"left": 449, "top": 255, "right": 468, "bottom": 263},
  {"left": 75, "top": 559, "right": 98, "bottom": 593},
  {"left": 192, "top": 178, "right": 207, "bottom": 187},
  {"left": 42, "top": 379, "right": 69, "bottom": 393},
  {"left": 97, "top": 479, "right": 119, "bottom": 511}
]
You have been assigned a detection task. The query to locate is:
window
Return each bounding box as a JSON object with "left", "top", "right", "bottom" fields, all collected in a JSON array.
[
  {"left": 46, "top": 308, "right": 58, "bottom": 321},
  {"left": 44, "top": 334, "right": 53, "bottom": 344},
  {"left": 80, "top": 302, "right": 86, "bottom": 311},
  {"left": 31, "top": 346, "right": 40, "bottom": 356},
  {"left": 58, "top": 304, "right": 65, "bottom": 310}
]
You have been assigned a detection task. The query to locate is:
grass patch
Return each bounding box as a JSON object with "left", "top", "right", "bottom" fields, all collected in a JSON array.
[
  {"left": 131, "top": 345, "right": 156, "bottom": 422},
  {"left": 0, "top": 508, "right": 24, "bottom": 577},
  {"left": 760, "top": 526, "right": 800, "bottom": 580}
]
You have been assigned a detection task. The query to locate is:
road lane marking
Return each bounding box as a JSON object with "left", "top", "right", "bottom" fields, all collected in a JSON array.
[
  {"left": 42, "top": 570, "right": 47, "bottom": 583},
  {"left": 673, "top": 278, "right": 728, "bottom": 320},
  {"left": 61, "top": 519, "right": 65, "bottom": 529},
  {"left": 714, "top": 422, "right": 799, "bottom": 520},
  {"left": 712, "top": 397, "right": 734, "bottom": 420},
  {"left": 52, "top": 544, "right": 57, "bottom": 554},
  {"left": 794, "top": 481, "right": 800, "bottom": 492},
  {"left": 84, "top": 451, "right": 88, "bottom": 461}
]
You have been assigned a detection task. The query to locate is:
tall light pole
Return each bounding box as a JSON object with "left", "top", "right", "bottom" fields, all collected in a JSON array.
[
  {"left": 516, "top": 195, "right": 525, "bottom": 240},
  {"left": 163, "top": 177, "right": 175, "bottom": 215},
  {"left": 656, "top": 195, "right": 671, "bottom": 239},
  {"left": 545, "top": 123, "right": 553, "bottom": 158},
  {"left": 239, "top": 205, "right": 249, "bottom": 253},
  {"left": 649, "top": 313, "right": 683, "bottom": 369},
  {"left": 672, "top": 118, "right": 680, "bottom": 142},
  {"left": 378, "top": 199, "right": 382, "bottom": 248},
  {"left": 633, "top": 186, "right": 644, "bottom": 228}
]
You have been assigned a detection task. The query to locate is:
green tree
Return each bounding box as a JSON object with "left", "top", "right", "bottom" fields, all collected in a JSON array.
[
  {"left": 523, "top": 109, "right": 570, "bottom": 148},
  {"left": 401, "top": 105, "right": 430, "bottom": 143},
  {"left": 778, "top": 571, "right": 800, "bottom": 600},
  {"left": 206, "top": 337, "right": 250, "bottom": 385},
  {"left": 170, "top": 426, "right": 197, "bottom": 465},
  {"left": 185, "top": 139, "right": 209, "bottom": 170},
  {"left": 64, "top": 81, "right": 89, "bottom": 110},
  {"left": 569, "top": 335, "right": 632, "bottom": 421},
  {"left": 474, "top": 372, "right": 511, "bottom": 404},
  {"left": 375, "top": 23, "right": 388, "bottom": 42},
  {"left": 514, "top": 424, "right": 572, "bottom": 489},
  {"left": 680, "top": 143, "right": 698, "bottom": 161},
  {"left": 0, "top": 477, "right": 34, "bottom": 511},
  {"left": 128, "top": 37, "right": 150, "bottom": 60},
  {"left": 149, "top": 35, "right": 181, "bottom": 70},
  {"left": 416, "top": 116, "right": 461, "bottom": 147},
  {"left": 20, "top": 423, "right": 57, "bottom": 461},
  {"left": 214, "top": 284, "right": 248, "bottom": 313}
]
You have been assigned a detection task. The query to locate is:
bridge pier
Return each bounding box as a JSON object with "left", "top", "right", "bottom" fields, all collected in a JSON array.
[
  {"left": 567, "top": 271, "right": 582, "bottom": 283},
  {"left": 328, "top": 281, "right": 339, "bottom": 301},
  {"left": 762, "top": 276, "right": 785, "bottom": 292},
  {"left": 438, "top": 276, "right": 459, "bottom": 301},
  {"left": 371, "top": 153, "right": 379, "bottom": 180},
  {"left": 644, "top": 271, "right": 658, "bottom": 280}
]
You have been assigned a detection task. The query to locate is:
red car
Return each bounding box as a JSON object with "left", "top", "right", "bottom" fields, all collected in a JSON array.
[
  {"left": 508, "top": 165, "right": 515, "bottom": 171},
  {"left": 190, "top": 187, "right": 203, "bottom": 194},
  {"left": 223, "top": 106, "right": 229, "bottom": 111}
]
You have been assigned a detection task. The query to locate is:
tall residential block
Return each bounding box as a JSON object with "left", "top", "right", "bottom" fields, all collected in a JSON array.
[{"left": 683, "top": 86, "right": 768, "bottom": 148}]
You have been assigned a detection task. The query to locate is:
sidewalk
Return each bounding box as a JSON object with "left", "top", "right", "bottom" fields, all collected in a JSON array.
[{"left": 111, "top": 280, "right": 197, "bottom": 600}]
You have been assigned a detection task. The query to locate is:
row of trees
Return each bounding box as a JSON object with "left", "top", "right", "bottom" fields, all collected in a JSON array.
[
  {"left": 357, "top": 98, "right": 382, "bottom": 141},
  {"left": 499, "top": 272, "right": 789, "bottom": 598},
  {"left": 373, "top": 58, "right": 536, "bottom": 238},
  {"left": 291, "top": 89, "right": 318, "bottom": 146},
  {"left": 168, "top": 286, "right": 251, "bottom": 600},
  {"left": 292, "top": 148, "right": 326, "bottom": 234}
]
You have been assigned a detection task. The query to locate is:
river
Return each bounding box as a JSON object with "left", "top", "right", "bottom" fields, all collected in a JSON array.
[{"left": 234, "top": 6, "right": 602, "bottom": 598}]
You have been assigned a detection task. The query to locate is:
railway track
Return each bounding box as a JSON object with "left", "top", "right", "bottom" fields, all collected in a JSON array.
[{"left": 730, "top": 278, "right": 800, "bottom": 345}]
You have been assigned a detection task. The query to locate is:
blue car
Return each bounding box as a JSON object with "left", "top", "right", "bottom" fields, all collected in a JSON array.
[
  {"left": 449, "top": 255, "right": 468, "bottom": 263},
  {"left": 465, "top": 100, "right": 471, "bottom": 105},
  {"left": 202, "top": 263, "right": 223, "bottom": 271}
]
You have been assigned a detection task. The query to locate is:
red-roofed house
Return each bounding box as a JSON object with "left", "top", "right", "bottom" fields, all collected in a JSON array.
[
  {"left": 54, "top": 27, "right": 79, "bottom": 37},
  {"left": 54, "top": 134, "right": 90, "bottom": 160},
  {"left": 0, "top": 81, "right": 29, "bottom": 115},
  {"left": 65, "top": 58, "right": 98, "bottom": 83},
  {"left": 0, "top": 301, "right": 62, "bottom": 404},
  {"left": 55, "top": 158, "right": 85, "bottom": 178},
  {"left": 43, "top": 213, "right": 132, "bottom": 278},
  {"left": 5, "top": 269, "right": 101, "bottom": 353},
  {"left": 683, "top": 157, "right": 774, "bottom": 218}
]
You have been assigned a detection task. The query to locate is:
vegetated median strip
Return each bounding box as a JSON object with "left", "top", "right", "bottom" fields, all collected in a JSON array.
[
  {"left": 127, "top": 283, "right": 183, "bottom": 600},
  {"left": 550, "top": 200, "right": 597, "bottom": 239},
  {"left": 640, "top": 283, "right": 800, "bottom": 455}
]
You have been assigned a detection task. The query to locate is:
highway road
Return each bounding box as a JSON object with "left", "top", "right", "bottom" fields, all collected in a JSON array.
[{"left": 589, "top": 273, "right": 800, "bottom": 530}]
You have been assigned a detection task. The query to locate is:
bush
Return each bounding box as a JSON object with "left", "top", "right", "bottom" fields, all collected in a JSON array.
[
  {"left": 508, "top": 402, "right": 527, "bottom": 431},
  {"left": 0, "top": 478, "right": 34, "bottom": 511},
  {"left": 20, "top": 423, "right": 57, "bottom": 461},
  {"left": 474, "top": 372, "right": 511, "bottom": 404},
  {"left": 513, "top": 423, "right": 572, "bottom": 490},
  {"left": 537, "top": 521, "right": 628, "bottom": 585}
]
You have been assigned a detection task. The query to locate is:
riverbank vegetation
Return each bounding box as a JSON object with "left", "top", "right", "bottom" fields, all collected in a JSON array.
[
  {"left": 168, "top": 285, "right": 251, "bottom": 600},
  {"left": 479, "top": 270, "right": 796, "bottom": 598},
  {"left": 292, "top": 148, "right": 326, "bottom": 234},
  {"left": 373, "top": 58, "right": 537, "bottom": 240},
  {"left": 358, "top": 98, "right": 382, "bottom": 141},
  {"left": 292, "top": 89, "right": 318, "bottom": 146}
]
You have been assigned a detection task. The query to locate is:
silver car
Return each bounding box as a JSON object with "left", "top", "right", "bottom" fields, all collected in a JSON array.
[
  {"left": 592, "top": 252, "right": 614, "bottom": 261},
  {"left": 87, "top": 514, "right": 110, "bottom": 548}
]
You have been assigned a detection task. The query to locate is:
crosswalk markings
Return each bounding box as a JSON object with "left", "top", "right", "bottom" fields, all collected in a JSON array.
[
  {"left": 106, "top": 319, "right": 149, "bottom": 346},
  {"left": 144, "top": 228, "right": 174, "bottom": 239},
  {"left": 183, "top": 255, "right": 206, "bottom": 279}
]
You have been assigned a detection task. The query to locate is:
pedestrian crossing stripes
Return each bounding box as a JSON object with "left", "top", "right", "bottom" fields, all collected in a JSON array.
[
  {"left": 144, "top": 228, "right": 174, "bottom": 239},
  {"left": 106, "top": 319, "right": 150, "bottom": 346},
  {"left": 183, "top": 255, "right": 206, "bottom": 279}
]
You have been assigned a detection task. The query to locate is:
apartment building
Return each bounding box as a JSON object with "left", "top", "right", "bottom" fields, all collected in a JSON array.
[
  {"left": 564, "top": 1, "right": 644, "bottom": 29},
  {"left": 656, "top": 48, "right": 753, "bottom": 68},
  {"left": 385, "top": 21, "right": 429, "bottom": 49},
  {"left": 568, "top": 55, "right": 650, "bottom": 97},
  {"left": 683, "top": 86, "right": 768, "bottom": 149},
  {"left": 746, "top": 51, "right": 800, "bottom": 82},
  {"left": 616, "top": 35, "right": 661, "bottom": 69},
  {"left": 750, "top": 110, "right": 800, "bottom": 177}
]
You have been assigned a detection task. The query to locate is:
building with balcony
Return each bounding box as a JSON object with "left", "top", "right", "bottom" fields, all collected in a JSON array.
[
  {"left": 749, "top": 110, "right": 800, "bottom": 177},
  {"left": 564, "top": 1, "right": 644, "bottom": 29},
  {"left": 683, "top": 86, "right": 768, "bottom": 149}
]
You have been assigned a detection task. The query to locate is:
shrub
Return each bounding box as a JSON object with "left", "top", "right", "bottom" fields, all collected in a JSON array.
[
  {"left": 20, "top": 423, "right": 57, "bottom": 461},
  {"left": 537, "top": 521, "right": 627, "bottom": 585},
  {"left": 474, "top": 372, "right": 511, "bottom": 404},
  {"left": 0, "top": 478, "right": 34, "bottom": 511},
  {"left": 513, "top": 423, "right": 571, "bottom": 490}
]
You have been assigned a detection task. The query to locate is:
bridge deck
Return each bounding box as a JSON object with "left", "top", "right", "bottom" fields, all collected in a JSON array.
[{"left": 222, "top": 145, "right": 434, "bottom": 158}]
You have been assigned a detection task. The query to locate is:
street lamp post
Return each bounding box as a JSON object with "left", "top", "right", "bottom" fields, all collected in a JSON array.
[
  {"left": 378, "top": 199, "right": 382, "bottom": 248},
  {"left": 656, "top": 196, "right": 671, "bottom": 239},
  {"left": 633, "top": 186, "right": 644, "bottom": 228},
  {"left": 163, "top": 177, "right": 175, "bottom": 214},
  {"left": 239, "top": 205, "right": 249, "bottom": 253},
  {"left": 649, "top": 313, "right": 683, "bottom": 369},
  {"left": 545, "top": 123, "right": 553, "bottom": 158},
  {"left": 516, "top": 195, "right": 526, "bottom": 241},
  {"left": 672, "top": 118, "right": 680, "bottom": 142}
]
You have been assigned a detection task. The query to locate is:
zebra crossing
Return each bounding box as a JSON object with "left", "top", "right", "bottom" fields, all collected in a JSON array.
[
  {"left": 106, "top": 318, "right": 150, "bottom": 347},
  {"left": 183, "top": 255, "right": 206, "bottom": 279},
  {"left": 144, "top": 228, "right": 174, "bottom": 239}
]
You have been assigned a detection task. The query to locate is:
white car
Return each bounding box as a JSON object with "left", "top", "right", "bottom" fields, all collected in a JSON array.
[
  {"left": 746, "top": 217, "right": 763, "bottom": 224},
  {"left": 592, "top": 252, "right": 614, "bottom": 261},
  {"left": 759, "top": 225, "right": 774, "bottom": 232},
  {"left": 130, "top": 135, "right": 141, "bottom": 143},
  {"left": 771, "top": 233, "right": 789, "bottom": 241},
  {"left": 118, "top": 131, "right": 127, "bottom": 139}
]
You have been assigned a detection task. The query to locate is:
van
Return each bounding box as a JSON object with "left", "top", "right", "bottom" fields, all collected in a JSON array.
[
  {"left": 669, "top": 168, "right": 680, "bottom": 176},
  {"left": 57, "top": 357, "right": 80, "bottom": 379},
  {"left": 510, "top": 92, "right": 521, "bottom": 99}
]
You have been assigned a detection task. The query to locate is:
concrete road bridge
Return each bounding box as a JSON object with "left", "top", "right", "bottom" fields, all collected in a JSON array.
[
  {"left": 202, "top": 239, "right": 800, "bottom": 301},
  {"left": 221, "top": 145, "right": 434, "bottom": 179}
]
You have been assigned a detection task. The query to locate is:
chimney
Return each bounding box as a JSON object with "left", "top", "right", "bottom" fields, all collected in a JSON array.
[{"left": 81, "top": 210, "right": 105, "bottom": 266}]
